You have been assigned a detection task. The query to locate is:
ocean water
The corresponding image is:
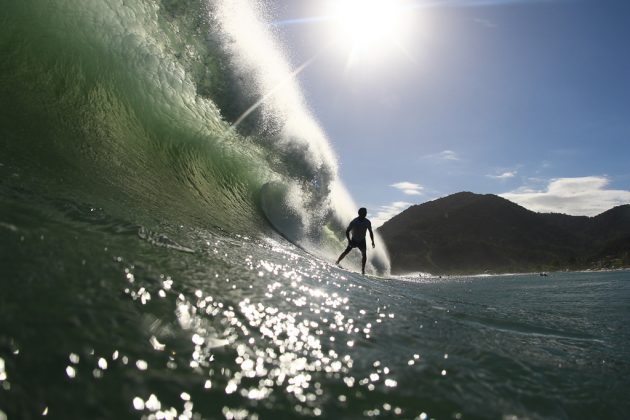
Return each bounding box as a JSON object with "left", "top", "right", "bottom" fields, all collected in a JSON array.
[
  {"left": 1, "top": 0, "right": 629, "bottom": 419},
  {"left": 2, "top": 203, "right": 630, "bottom": 419}
]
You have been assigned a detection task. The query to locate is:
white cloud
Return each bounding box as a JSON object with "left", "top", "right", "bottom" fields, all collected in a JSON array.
[
  {"left": 500, "top": 176, "right": 630, "bottom": 216},
  {"left": 371, "top": 201, "right": 413, "bottom": 228},
  {"left": 421, "top": 150, "right": 460, "bottom": 162},
  {"left": 437, "top": 150, "right": 460, "bottom": 161},
  {"left": 488, "top": 171, "right": 517, "bottom": 180},
  {"left": 390, "top": 181, "right": 424, "bottom": 196}
]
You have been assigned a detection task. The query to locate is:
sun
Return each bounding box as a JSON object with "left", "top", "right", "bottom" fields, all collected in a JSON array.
[{"left": 328, "top": 0, "right": 410, "bottom": 54}]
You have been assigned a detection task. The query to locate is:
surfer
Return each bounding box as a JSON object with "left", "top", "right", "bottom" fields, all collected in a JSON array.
[{"left": 336, "top": 207, "right": 375, "bottom": 275}]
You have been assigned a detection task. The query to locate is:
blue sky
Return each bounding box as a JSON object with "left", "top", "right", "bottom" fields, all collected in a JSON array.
[{"left": 266, "top": 0, "right": 630, "bottom": 225}]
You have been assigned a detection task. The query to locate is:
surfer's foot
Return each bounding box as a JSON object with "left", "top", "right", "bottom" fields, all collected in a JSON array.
[{"left": 361, "top": 270, "right": 365, "bottom": 275}]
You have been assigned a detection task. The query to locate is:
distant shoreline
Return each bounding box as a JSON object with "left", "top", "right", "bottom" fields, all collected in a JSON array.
[
  {"left": 378, "top": 192, "right": 630, "bottom": 276},
  {"left": 395, "top": 267, "right": 630, "bottom": 279}
]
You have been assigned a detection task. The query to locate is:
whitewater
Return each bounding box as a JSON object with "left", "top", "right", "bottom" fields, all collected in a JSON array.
[{"left": 1, "top": 0, "right": 629, "bottom": 419}]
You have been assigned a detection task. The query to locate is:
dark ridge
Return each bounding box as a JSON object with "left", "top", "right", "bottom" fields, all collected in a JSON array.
[{"left": 377, "top": 192, "right": 630, "bottom": 275}]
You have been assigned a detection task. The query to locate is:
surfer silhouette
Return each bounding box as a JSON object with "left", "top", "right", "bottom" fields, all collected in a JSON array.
[{"left": 336, "top": 207, "right": 375, "bottom": 275}]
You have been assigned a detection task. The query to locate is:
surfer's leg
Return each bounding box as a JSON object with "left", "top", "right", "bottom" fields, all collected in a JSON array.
[
  {"left": 336, "top": 245, "right": 352, "bottom": 264},
  {"left": 360, "top": 250, "right": 367, "bottom": 275}
]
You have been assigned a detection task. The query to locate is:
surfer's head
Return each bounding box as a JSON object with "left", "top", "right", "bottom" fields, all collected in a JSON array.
[{"left": 358, "top": 207, "right": 367, "bottom": 217}]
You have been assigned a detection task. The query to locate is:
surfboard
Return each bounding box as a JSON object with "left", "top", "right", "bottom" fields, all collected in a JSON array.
[{"left": 328, "top": 261, "right": 381, "bottom": 280}]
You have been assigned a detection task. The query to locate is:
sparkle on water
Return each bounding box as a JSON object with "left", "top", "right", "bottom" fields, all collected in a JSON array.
[{"left": 104, "top": 233, "right": 431, "bottom": 418}]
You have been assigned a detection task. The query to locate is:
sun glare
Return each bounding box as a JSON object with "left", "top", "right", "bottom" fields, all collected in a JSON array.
[{"left": 328, "top": 0, "right": 410, "bottom": 53}]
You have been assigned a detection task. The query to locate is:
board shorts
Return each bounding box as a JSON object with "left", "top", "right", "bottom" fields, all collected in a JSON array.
[{"left": 345, "top": 238, "right": 367, "bottom": 253}]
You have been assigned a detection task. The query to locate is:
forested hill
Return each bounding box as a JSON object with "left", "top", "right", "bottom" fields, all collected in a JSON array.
[{"left": 377, "top": 192, "right": 630, "bottom": 275}]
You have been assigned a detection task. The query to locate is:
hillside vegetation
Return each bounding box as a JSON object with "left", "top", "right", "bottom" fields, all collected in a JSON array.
[{"left": 377, "top": 192, "right": 630, "bottom": 275}]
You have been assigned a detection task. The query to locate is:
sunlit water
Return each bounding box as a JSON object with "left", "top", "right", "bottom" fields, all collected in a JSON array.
[{"left": 1, "top": 191, "right": 629, "bottom": 420}]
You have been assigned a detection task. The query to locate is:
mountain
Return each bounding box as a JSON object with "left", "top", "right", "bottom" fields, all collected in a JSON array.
[{"left": 377, "top": 192, "right": 630, "bottom": 275}]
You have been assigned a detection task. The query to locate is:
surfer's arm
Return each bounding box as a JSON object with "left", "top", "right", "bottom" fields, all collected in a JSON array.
[
  {"left": 368, "top": 225, "right": 375, "bottom": 248},
  {"left": 345, "top": 224, "right": 352, "bottom": 242}
]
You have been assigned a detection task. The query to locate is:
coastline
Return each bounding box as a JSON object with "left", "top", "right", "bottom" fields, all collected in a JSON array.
[{"left": 394, "top": 266, "right": 630, "bottom": 279}]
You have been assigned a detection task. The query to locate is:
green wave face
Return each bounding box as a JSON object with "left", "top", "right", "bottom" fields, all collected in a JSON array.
[{"left": 0, "top": 0, "right": 390, "bottom": 273}]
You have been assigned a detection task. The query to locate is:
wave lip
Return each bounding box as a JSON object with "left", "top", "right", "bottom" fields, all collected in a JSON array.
[{"left": 209, "top": 0, "right": 390, "bottom": 273}]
